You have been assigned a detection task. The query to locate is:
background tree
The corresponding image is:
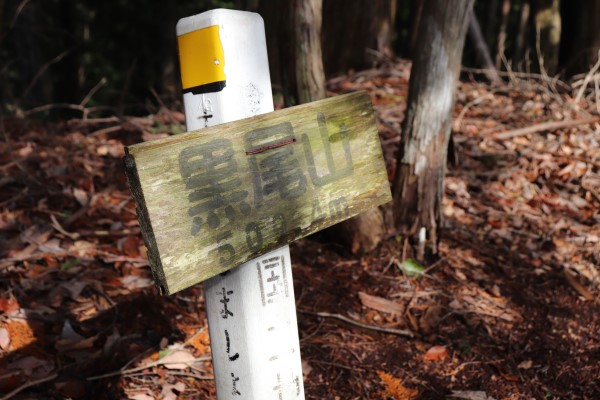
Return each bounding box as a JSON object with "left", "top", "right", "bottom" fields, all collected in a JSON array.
[
  {"left": 560, "top": 0, "right": 600, "bottom": 74},
  {"left": 392, "top": 0, "right": 474, "bottom": 260},
  {"left": 533, "top": 0, "right": 561, "bottom": 75},
  {"left": 321, "top": 0, "right": 397, "bottom": 76}
]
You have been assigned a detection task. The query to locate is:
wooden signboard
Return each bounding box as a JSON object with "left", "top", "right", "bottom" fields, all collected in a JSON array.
[{"left": 124, "top": 91, "right": 391, "bottom": 295}]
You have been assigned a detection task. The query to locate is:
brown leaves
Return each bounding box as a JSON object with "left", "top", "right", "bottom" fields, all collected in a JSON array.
[
  {"left": 377, "top": 371, "right": 418, "bottom": 400},
  {"left": 0, "top": 321, "right": 36, "bottom": 351},
  {"left": 423, "top": 345, "right": 448, "bottom": 362},
  {"left": 359, "top": 291, "right": 404, "bottom": 315}
]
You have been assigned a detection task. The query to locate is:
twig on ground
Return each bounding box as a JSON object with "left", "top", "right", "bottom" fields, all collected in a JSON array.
[
  {"left": 299, "top": 310, "right": 414, "bottom": 337},
  {"left": 574, "top": 51, "right": 600, "bottom": 105},
  {"left": 461, "top": 67, "right": 570, "bottom": 90},
  {"left": 311, "top": 359, "right": 366, "bottom": 372},
  {"left": 494, "top": 117, "right": 600, "bottom": 140},
  {"left": 80, "top": 77, "right": 108, "bottom": 111},
  {"left": 87, "top": 355, "right": 211, "bottom": 381},
  {"left": 453, "top": 92, "right": 496, "bottom": 131},
  {"left": 563, "top": 268, "right": 595, "bottom": 301},
  {"left": 20, "top": 48, "right": 72, "bottom": 101},
  {"left": 595, "top": 74, "right": 600, "bottom": 115},
  {"left": 0, "top": 372, "right": 58, "bottom": 400}
]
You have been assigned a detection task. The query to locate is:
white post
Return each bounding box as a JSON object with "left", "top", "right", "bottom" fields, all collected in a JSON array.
[{"left": 176, "top": 10, "right": 305, "bottom": 399}]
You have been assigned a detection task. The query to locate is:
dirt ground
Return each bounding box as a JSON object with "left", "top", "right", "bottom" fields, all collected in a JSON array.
[{"left": 1, "top": 60, "right": 599, "bottom": 399}]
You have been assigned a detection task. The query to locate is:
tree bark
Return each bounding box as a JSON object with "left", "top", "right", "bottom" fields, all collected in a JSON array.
[
  {"left": 495, "top": 0, "right": 510, "bottom": 69},
  {"left": 322, "top": 0, "right": 398, "bottom": 75},
  {"left": 392, "top": 0, "right": 473, "bottom": 260},
  {"left": 292, "top": 0, "right": 326, "bottom": 104},
  {"left": 534, "top": 0, "right": 561, "bottom": 76},
  {"left": 281, "top": 0, "right": 390, "bottom": 253},
  {"left": 559, "top": 0, "right": 600, "bottom": 74},
  {"left": 408, "top": 0, "right": 425, "bottom": 58},
  {"left": 514, "top": 0, "right": 531, "bottom": 69},
  {"left": 468, "top": 11, "right": 501, "bottom": 83}
]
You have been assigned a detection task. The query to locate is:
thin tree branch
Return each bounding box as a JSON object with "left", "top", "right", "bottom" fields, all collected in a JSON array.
[
  {"left": 0, "top": 372, "right": 58, "bottom": 400},
  {"left": 20, "top": 48, "right": 73, "bottom": 101},
  {"left": 468, "top": 11, "right": 501, "bottom": 83},
  {"left": 300, "top": 310, "right": 415, "bottom": 337},
  {"left": 574, "top": 51, "right": 600, "bottom": 105},
  {"left": 494, "top": 117, "right": 600, "bottom": 140},
  {"left": 80, "top": 77, "right": 107, "bottom": 109}
]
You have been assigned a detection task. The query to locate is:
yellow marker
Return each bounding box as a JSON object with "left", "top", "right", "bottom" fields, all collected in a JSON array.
[{"left": 177, "top": 25, "right": 226, "bottom": 94}]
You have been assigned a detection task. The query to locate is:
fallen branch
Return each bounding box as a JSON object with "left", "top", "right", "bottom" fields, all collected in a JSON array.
[
  {"left": 0, "top": 372, "right": 58, "bottom": 400},
  {"left": 574, "top": 50, "right": 600, "bottom": 105},
  {"left": 299, "top": 310, "right": 414, "bottom": 338},
  {"left": 87, "top": 355, "right": 211, "bottom": 381},
  {"left": 494, "top": 117, "right": 600, "bottom": 140}
]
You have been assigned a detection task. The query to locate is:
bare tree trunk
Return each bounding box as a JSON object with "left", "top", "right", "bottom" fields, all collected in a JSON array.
[
  {"left": 514, "top": 0, "right": 531, "bottom": 68},
  {"left": 484, "top": 0, "right": 499, "bottom": 48},
  {"left": 408, "top": 0, "right": 425, "bottom": 58},
  {"left": 292, "top": 0, "right": 326, "bottom": 104},
  {"left": 495, "top": 0, "right": 511, "bottom": 69},
  {"left": 559, "top": 0, "right": 600, "bottom": 74},
  {"left": 392, "top": 0, "right": 473, "bottom": 260},
  {"left": 284, "top": 0, "right": 388, "bottom": 252},
  {"left": 468, "top": 11, "right": 501, "bottom": 83},
  {"left": 534, "top": 0, "right": 561, "bottom": 75},
  {"left": 321, "top": 0, "right": 398, "bottom": 75}
]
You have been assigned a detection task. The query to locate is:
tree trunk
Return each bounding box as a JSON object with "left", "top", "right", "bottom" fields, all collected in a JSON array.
[
  {"left": 279, "top": 0, "right": 326, "bottom": 106},
  {"left": 559, "top": 0, "right": 600, "bottom": 74},
  {"left": 534, "top": 0, "right": 561, "bottom": 76},
  {"left": 408, "top": 0, "right": 425, "bottom": 58},
  {"left": 392, "top": 0, "right": 473, "bottom": 260},
  {"left": 468, "top": 11, "right": 501, "bottom": 83},
  {"left": 281, "top": 0, "right": 389, "bottom": 253},
  {"left": 322, "top": 0, "right": 398, "bottom": 76},
  {"left": 292, "top": 0, "right": 326, "bottom": 104},
  {"left": 514, "top": 0, "right": 531, "bottom": 69},
  {"left": 495, "top": 0, "right": 510, "bottom": 69}
]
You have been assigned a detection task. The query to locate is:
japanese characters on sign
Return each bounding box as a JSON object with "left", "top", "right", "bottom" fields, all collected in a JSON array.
[
  {"left": 125, "top": 91, "right": 392, "bottom": 294},
  {"left": 179, "top": 113, "right": 353, "bottom": 271}
]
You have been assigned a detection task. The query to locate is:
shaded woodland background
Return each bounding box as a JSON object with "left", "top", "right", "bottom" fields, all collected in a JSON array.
[
  {"left": 1, "top": 1, "right": 599, "bottom": 399},
  {"left": 2, "top": 0, "right": 600, "bottom": 115}
]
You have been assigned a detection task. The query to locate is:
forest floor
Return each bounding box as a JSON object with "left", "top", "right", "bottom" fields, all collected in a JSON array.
[{"left": 1, "top": 60, "right": 599, "bottom": 400}]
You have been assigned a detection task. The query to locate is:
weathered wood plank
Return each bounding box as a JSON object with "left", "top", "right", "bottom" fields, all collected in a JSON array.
[{"left": 124, "top": 91, "right": 391, "bottom": 294}]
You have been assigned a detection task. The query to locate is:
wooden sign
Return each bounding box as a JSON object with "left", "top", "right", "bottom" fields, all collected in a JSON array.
[{"left": 124, "top": 91, "right": 391, "bottom": 295}]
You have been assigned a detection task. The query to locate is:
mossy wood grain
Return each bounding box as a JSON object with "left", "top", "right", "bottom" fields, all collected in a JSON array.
[{"left": 124, "top": 91, "right": 391, "bottom": 295}]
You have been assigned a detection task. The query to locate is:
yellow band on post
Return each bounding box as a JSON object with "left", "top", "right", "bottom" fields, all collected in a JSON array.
[{"left": 177, "top": 25, "right": 226, "bottom": 94}]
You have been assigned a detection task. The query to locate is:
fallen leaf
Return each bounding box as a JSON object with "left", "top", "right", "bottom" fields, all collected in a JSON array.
[
  {"left": 0, "top": 297, "right": 21, "bottom": 314},
  {"left": 450, "top": 390, "right": 496, "bottom": 400},
  {"left": 72, "top": 188, "right": 89, "bottom": 206},
  {"left": 129, "top": 392, "right": 155, "bottom": 400},
  {"left": 359, "top": 292, "right": 404, "bottom": 315},
  {"left": 517, "top": 360, "right": 533, "bottom": 369},
  {"left": 397, "top": 259, "right": 425, "bottom": 277},
  {"left": 423, "top": 345, "right": 448, "bottom": 361},
  {"left": 377, "top": 371, "right": 418, "bottom": 400},
  {"left": 120, "top": 275, "right": 153, "bottom": 290},
  {"left": 563, "top": 268, "right": 594, "bottom": 301},
  {"left": 1, "top": 321, "right": 36, "bottom": 351},
  {"left": 187, "top": 329, "right": 210, "bottom": 354},
  {"left": 0, "top": 327, "right": 10, "bottom": 350},
  {"left": 302, "top": 360, "right": 313, "bottom": 379},
  {"left": 161, "top": 381, "right": 186, "bottom": 400},
  {"left": 158, "top": 349, "right": 197, "bottom": 370}
]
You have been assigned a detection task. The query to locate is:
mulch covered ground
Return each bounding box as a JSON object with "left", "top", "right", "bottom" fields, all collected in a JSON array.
[{"left": 1, "top": 60, "right": 599, "bottom": 399}]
